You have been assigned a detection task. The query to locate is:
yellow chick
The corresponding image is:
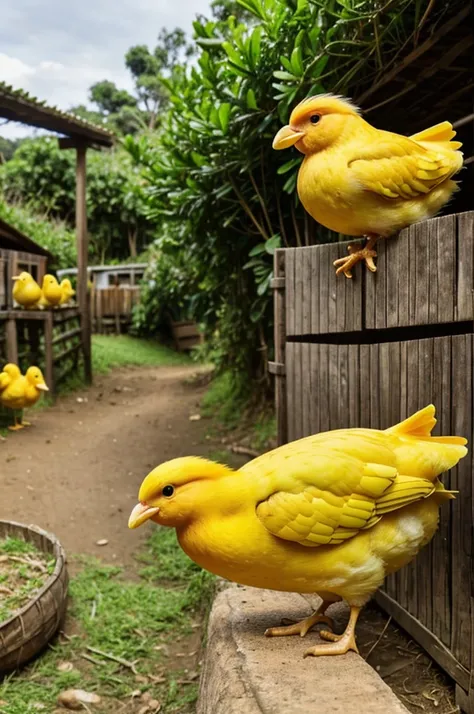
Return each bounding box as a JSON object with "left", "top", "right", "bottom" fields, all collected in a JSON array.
[
  {"left": 129, "top": 405, "right": 467, "bottom": 657},
  {"left": 12, "top": 272, "right": 42, "bottom": 308},
  {"left": 0, "top": 363, "right": 22, "bottom": 392},
  {"left": 0, "top": 365, "right": 49, "bottom": 430},
  {"left": 38, "top": 275, "right": 62, "bottom": 308},
  {"left": 273, "top": 94, "right": 463, "bottom": 278},
  {"left": 59, "top": 278, "right": 76, "bottom": 305}
]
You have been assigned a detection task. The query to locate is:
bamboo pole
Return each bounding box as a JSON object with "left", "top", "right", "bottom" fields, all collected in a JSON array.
[{"left": 76, "top": 146, "right": 92, "bottom": 384}]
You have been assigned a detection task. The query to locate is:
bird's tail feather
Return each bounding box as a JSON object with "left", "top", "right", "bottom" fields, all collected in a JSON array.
[{"left": 387, "top": 405, "right": 467, "bottom": 445}]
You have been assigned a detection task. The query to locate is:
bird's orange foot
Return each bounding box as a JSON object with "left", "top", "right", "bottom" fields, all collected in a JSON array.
[
  {"left": 303, "top": 628, "right": 359, "bottom": 657},
  {"left": 265, "top": 612, "right": 334, "bottom": 638},
  {"left": 8, "top": 424, "right": 24, "bottom": 431},
  {"left": 21, "top": 420, "right": 31, "bottom": 427},
  {"left": 333, "top": 243, "right": 377, "bottom": 279}
]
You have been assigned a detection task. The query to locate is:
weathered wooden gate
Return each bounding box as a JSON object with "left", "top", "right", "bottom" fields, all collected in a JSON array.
[{"left": 270, "top": 211, "right": 474, "bottom": 713}]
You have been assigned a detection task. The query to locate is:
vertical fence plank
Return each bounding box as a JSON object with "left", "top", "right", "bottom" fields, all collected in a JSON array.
[
  {"left": 302, "top": 341, "right": 311, "bottom": 438},
  {"left": 359, "top": 344, "right": 370, "bottom": 428},
  {"left": 310, "top": 249, "right": 320, "bottom": 335},
  {"left": 456, "top": 212, "right": 474, "bottom": 321},
  {"left": 369, "top": 343, "right": 380, "bottom": 428},
  {"left": 318, "top": 344, "right": 330, "bottom": 433},
  {"left": 286, "top": 341, "right": 295, "bottom": 443},
  {"left": 386, "top": 234, "right": 399, "bottom": 328},
  {"left": 319, "top": 246, "right": 329, "bottom": 335},
  {"left": 431, "top": 336, "right": 452, "bottom": 647},
  {"left": 337, "top": 344, "right": 349, "bottom": 428},
  {"left": 285, "top": 250, "right": 295, "bottom": 337},
  {"left": 328, "top": 344, "right": 339, "bottom": 431},
  {"left": 273, "top": 250, "right": 287, "bottom": 446},
  {"left": 295, "top": 250, "right": 304, "bottom": 337},
  {"left": 450, "top": 334, "right": 473, "bottom": 671},
  {"left": 309, "top": 344, "right": 320, "bottom": 436},
  {"left": 374, "top": 239, "right": 387, "bottom": 330},
  {"left": 428, "top": 218, "right": 439, "bottom": 324},
  {"left": 415, "top": 222, "right": 430, "bottom": 327},
  {"left": 302, "top": 248, "right": 312, "bottom": 335},
  {"left": 437, "top": 215, "right": 456, "bottom": 325},
  {"left": 348, "top": 344, "right": 359, "bottom": 428},
  {"left": 408, "top": 225, "right": 417, "bottom": 326}
]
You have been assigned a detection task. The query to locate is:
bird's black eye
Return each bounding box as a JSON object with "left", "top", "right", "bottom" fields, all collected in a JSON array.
[
  {"left": 310, "top": 114, "right": 320, "bottom": 124},
  {"left": 162, "top": 485, "right": 175, "bottom": 498}
]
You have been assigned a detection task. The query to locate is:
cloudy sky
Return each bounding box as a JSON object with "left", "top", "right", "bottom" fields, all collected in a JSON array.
[{"left": 0, "top": 0, "right": 212, "bottom": 138}]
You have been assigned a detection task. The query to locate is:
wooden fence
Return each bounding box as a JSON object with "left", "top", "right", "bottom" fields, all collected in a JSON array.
[
  {"left": 270, "top": 211, "right": 474, "bottom": 714},
  {"left": 91, "top": 286, "right": 140, "bottom": 334},
  {"left": 0, "top": 307, "right": 84, "bottom": 397}
]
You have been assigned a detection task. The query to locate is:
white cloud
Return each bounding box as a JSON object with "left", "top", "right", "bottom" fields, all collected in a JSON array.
[{"left": 0, "top": 0, "right": 212, "bottom": 138}]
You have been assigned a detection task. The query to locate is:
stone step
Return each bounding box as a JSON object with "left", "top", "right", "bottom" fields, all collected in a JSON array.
[{"left": 197, "top": 585, "right": 410, "bottom": 714}]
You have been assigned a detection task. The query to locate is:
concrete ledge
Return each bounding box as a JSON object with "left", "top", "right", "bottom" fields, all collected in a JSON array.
[{"left": 197, "top": 585, "right": 409, "bottom": 714}]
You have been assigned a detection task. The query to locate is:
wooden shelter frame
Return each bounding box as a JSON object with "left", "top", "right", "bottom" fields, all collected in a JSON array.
[{"left": 0, "top": 83, "right": 114, "bottom": 389}]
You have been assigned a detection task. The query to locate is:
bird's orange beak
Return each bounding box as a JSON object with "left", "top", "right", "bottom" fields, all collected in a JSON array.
[
  {"left": 128, "top": 501, "right": 160, "bottom": 529},
  {"left": 37, "top": 383, "right": 49, "bottom": 391},
  {"left": 12, "top": 276, "right": 20, "bottom": 281},
  {"left": 272, "top": 125, "right": 305, "bottom": 150}
]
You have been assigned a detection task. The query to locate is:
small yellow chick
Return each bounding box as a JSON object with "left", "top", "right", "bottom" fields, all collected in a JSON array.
[
  {"left": 0, "top": 365, "right": 49, "bottom": 430},
  {"left": 129, "top": 405, "right": 467, "bottom": 657},
  {"left": 59, "top": 278, "right": 76, "bottom": 305},
  {"left": 12, "top": 272, "right": 42, "bottom": 308},
  {"left": 273, "top": 94, "right": 463, "bottom": 277},
  {"left": 0, "top": 363, "right": 22, "bottom": 392},
  {"left": 38, "top": 275, "right": 62, "bottom": 308}
]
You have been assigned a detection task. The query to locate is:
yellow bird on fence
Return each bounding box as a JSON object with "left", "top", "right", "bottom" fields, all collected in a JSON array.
[
  {"left": 273, "top": 94, "right": 463, "bottom": 278},
  {"left": 12, "top": 272, "right": 42, "bottom": 308},
  {"left": 0, "top": 363, "right": 22, "bottom": 391},
  {"left": 0, "top": 365, "right": 49, "bottom": 430},
  {"left": 129, "top": 405, "right": 467, "bottom": 657},
  {"left": 37, "top": 274, "right": 62, "bottom": 308},
  {"left": 59, "top": 278, "right": 76, "bottom": 305}
]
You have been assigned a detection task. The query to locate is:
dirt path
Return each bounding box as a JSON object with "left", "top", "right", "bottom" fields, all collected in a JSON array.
[{"left": 0, "top": 365, "right": 214, "bottom": 568}]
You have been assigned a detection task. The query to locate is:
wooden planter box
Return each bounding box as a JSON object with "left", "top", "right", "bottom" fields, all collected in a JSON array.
[{"left": 170, "top": 320, "right": 203, "bottom": 352}]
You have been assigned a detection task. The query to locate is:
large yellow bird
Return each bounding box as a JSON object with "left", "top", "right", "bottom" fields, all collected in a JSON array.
[
  {"left": 0, "top": 365, "right": 49, "bottom": 430},
  {"left": 59, "top": 278, "right": 76, "bottom": 305},
  {"left": 12, "top": 272, "right": 42, "bottom": 308},
  {"left": 273, "top": 95, "right": 463, "bottom": 278},
  {"left": 129, "top": 405, "right": 466, "bottom": 657},
  {"left": 0, "top": 363, "right": 22, "bottom": 391},
  {"left": 38, "top": 275, "right": 62, "bottom": 308}
]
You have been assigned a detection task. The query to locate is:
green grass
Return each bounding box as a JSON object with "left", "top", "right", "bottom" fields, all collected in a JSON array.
[
  {"left": 0, "top": 528, "right": 214, "bottom": 714},
  {"left": 92, "top": 335, "right": 190, "bottom": 374},
  {"left": 0, "top": 538, "right": 55, "bottom": 623}
]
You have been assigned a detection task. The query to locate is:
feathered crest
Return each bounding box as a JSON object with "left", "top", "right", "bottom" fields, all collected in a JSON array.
[{"left": 290, "top": 94, "right": 361, "bottom": 123}]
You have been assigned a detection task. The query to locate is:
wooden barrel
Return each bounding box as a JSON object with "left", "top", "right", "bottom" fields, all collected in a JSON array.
[{"left": 0, "top": 520, "right": 68, "bottom": 673}]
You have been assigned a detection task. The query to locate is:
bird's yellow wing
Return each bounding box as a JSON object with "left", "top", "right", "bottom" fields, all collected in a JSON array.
[
  {"left": 348, "top": 130, "right": 462, "bottom": 200},
  {"left": 256, "top": 448, "right": 435, "bottom": 548}
]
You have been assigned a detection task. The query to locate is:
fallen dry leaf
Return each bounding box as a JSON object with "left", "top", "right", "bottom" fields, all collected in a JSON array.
[
  {"left": 57, "top": 662, "right": 74, "bottom": 673},
  {"left": 96, "top": 539, "right": 108, "bottom": 546},
  {"left": 57, "top": 689, "right": 101, "bottom": 710},
  {"left": 189, "top": 414, "right": 201, "bottom": 421}
]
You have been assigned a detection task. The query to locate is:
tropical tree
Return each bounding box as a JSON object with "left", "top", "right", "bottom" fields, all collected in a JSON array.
[
  {"left": 126, "top": 0, "right": 457, "bottom": 395},
  {"left": 0, "top": 138, "right": 156, "bottom": 264}
]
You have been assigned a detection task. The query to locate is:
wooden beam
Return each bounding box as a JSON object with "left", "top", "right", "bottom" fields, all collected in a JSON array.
[
  {"left": 76, "top": 146, "right": 92, "bottom": 384},
  {"left": 58, "top": 137, "right": 100, "bottom": 151},
  {"left": 357, "top": 5, "right": 471, "bottom": 106},
  {"left": 375, "top": 590, "right": 470, "bottom": 692},
  {"left": 44, "top": 312, "right": 54, "bottom": 395},
  {"left": 5, "top": 318, "right": 18, "bottom": 363}
]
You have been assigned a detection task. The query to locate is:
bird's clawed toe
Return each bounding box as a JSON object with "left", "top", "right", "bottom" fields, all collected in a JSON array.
[
  {"left": 265, "top": 613, "right": 334, "bottom": 639},
  {"left": 333, "top": 242, "right": 378, "bottom": 278}
]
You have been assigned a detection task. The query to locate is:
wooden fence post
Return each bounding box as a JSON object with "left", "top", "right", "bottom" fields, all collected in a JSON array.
[
  {"left": 269, "top": 249, "right": 287, "bottom": 446},
  {"left": 5, "top": 318, "right": 18, "bottom": 363},
  {"left": 44, "top": 312, "right": 54, "bottom": 395},
  {"left": 76, "top": 146, "right": 92, "bottom": 384}
]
